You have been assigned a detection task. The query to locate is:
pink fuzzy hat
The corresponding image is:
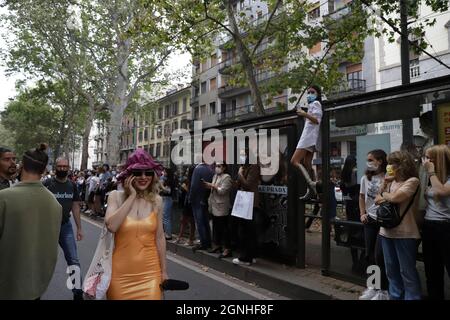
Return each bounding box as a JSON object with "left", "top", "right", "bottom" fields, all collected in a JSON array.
[{"left": 117, "top": 148, "right": 163, "bottom": 181}]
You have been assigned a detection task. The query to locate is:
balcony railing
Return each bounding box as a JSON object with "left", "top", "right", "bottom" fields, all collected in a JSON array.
[
  {"left": 329, "top": 79, "right": 366, "bottom": 98},
  {"left": 218, "top": 104, "right": 255, "bottom": 122},
  {"left": 410, "top": 59, "right": 420, "bottom": 78},
  {"left": 323, "top": 4, "right": 352, "bottom": 21}
]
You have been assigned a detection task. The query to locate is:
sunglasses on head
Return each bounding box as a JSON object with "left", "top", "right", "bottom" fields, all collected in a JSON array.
[{"left": 131, "top": 170, "right": 154, "bottom": 177}]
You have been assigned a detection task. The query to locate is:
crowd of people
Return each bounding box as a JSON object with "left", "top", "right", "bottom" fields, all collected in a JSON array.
[{"left": 0, "top": 85, "right": 449, "bottom": 300}]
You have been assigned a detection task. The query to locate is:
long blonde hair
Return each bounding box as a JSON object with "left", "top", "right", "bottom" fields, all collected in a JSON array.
[
  {"left": 426, "top": 145, "right": 450, "bottom": 184},
  {"left": 124, "top": 174, "right": 162, "bottom": 206}
]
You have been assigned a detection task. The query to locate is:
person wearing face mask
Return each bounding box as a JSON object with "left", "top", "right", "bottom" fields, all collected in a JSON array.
[
  {"left": 358, "top": 149, "right": 390, "bottom": 300},
  {"left": 374, "top": 151, "right": 422, "bottom": 300},
  {"left": 43, "top": 157, "right": 84, "bottom": 300},
  {"left": 290, "top": 85, "right": 323, "bottom": 201},
  {"left": 340, "top": 155, "right": 363, "bottom": 274},
  {"left": 205, "top": 163, "right": 233, "bottom": 258}
]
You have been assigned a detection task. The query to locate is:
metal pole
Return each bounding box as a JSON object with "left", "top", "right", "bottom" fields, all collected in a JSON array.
[
  {"left": 400, "top": 0, "right": 414, "bottom": 146},
  {"left": 321, "top": 109, "right": 331, "bottom": 275}
]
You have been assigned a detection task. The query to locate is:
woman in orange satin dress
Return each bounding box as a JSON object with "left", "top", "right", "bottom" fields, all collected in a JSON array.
[{"left": 105, "top": 149, "right": 168, "bottom": 300}]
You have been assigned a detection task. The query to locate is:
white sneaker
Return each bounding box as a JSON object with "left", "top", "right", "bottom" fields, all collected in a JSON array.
[
  {"left": 371, "top": 290, "right": 390, "bottom": 300},
  {"left": 359, "top": 288, "right": 378, "bottom": 300},
  {"left": 232, "top": 258, "right": 251, "bottom": 266},
  {"left": 252, "top": 258, "right": 257, "bottom": 264}
]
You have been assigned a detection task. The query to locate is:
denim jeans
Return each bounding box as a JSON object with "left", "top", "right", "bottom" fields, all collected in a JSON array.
[
  {"left": 59, "top": 220, "right": 82, "bottom": 294},
  {"left": 380, "top": 236, "right": 422, "bottom": 300},
  {"left": 162, "top": 196, "right": 173, "bottom": 237},
  {"left": 191, "top": 202, "right": 211, "bottom": 248}
]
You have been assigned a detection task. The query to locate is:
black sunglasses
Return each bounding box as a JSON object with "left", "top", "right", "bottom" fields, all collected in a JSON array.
[{"left": 131, "top": 170, "right": 154, "bottom": 177}]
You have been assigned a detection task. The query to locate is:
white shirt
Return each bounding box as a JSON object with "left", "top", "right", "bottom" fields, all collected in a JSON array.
[
  {"left": 296, "top": 101, "right": 323, "bottom": 150},
  {"left": 89, "top": 176, "right": 100, "bottom": 193}
]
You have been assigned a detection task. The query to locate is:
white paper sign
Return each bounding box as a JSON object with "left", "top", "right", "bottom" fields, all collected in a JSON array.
[{"left": 231, "top": 191, "right": 254, "bottom": 220}]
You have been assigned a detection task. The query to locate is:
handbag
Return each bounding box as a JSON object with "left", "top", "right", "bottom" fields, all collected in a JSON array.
[
  {"left": 375, "top": 184, "right": 419, "bottom": 229},
  {"left": 82, "top": 224, "right": 114, "bottom": 300}
]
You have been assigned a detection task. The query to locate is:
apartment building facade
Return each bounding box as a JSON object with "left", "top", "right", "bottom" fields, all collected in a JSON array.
[{"left": 136, "top": 86, "right": 191, "bottom": 168}]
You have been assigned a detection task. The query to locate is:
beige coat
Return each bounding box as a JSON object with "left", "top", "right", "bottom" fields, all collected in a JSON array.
[{"left": 208, "top": 173, "right": 233, "bottom": 217}]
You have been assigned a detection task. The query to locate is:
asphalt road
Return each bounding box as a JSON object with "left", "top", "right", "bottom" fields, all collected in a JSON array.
[{"left": 42, "top": 216, "right": 284, "bottom": 300}]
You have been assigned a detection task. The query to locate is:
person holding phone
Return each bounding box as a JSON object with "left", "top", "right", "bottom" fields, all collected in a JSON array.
[{"left": 104, "top": 149, "right": 167, "bottom": 300}]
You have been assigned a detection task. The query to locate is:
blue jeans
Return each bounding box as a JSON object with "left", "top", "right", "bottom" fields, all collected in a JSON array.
[
  {"left": 162, "top": 196, "right": 173, "bottom": 237},
  {"left": 191, "top": 202, "right": 211, "bottom": 248},
  {"left": 380, "top": 236, "right": 422, "bottom": 300},
  {"left": 59, "top": 220, "right": 82, "bottom": 294}
]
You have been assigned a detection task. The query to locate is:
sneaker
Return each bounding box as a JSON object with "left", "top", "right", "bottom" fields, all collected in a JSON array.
[
  {"left": 371, "top": 290, "right": 390, "bottom": 300},
  {"left": 359, "top": 288, "right": 378, "bottom": 300},
  {"left": 252, "top": 258, "right": 257, "bottom": 264},
  {"left": 232, "top": 258, "right": 251, "bottom": 266}
]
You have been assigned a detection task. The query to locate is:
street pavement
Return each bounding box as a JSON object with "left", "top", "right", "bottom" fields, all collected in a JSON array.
[{"left": 42, "top": 216, "right": 286, "bottom": 300}]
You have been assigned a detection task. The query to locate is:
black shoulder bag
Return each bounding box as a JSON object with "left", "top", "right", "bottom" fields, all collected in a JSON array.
[{"left": 375, "top": 184, "right": 419, "bottom": 229}]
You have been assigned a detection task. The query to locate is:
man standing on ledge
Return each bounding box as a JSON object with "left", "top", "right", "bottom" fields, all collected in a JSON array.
[{"left": 44, "top": 157, "right": 84, "bottom": 300}]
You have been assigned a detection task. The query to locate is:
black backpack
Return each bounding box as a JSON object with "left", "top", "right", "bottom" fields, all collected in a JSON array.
[{"left": 375, "top": 185, "right": 419, "bottom": 229}]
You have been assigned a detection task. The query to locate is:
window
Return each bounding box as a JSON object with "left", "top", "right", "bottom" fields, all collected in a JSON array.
[
  {"left": 138, "top": 131, "right": 143, "bottom": 142},
  {"left": 172, "top": 101, "right": 179, "bottom": 116},
  {"left": 164, "top": 142, "right": 171, "bottom": 157},
  {"left": 172, "top": 121, "right": 178, "bottom": 132},
  {"left": 151, "top": 126, "right": 155, "bottom": 140},
  {"left": 201, "top": 59, "right": 208, "bottom": 72},
  {"left": 210, "top": 77, "right": 217, "bottom": 91},
  {"left": 157, "top": 126, "right": 162, "bottom": 138},
  {"left": 158, "top": 107, "right": 163, "bottom": 120},
  {"left": 164, "top": 123, "right": 170, "bottom": 137},
  {"left": 240, "top": 0, "right": 244, "bottom": 10},
  {"left": 209, "top": 102, "right": 216, "bottom": 115},
  {"left": 165, "top": 105, "right": 170, "bottom": 118},
  {"left": 346, "top": 63, "right": 363, "bottom": 90},
  {"left": 194, "top": 106, "right": 199, "bottom": 120},
  {"left": 156, "top": 143, "right": 161, "bottom": 157},
  {"left": 210, "top": 54, "right": 217, "bottom": 67},
  {"left": 181, "top": 117, "right": 188, "bottom": 129},
  {"left": 308, "top": 2, "right": 320, "bottom": 21},
  {"left": 201, "top": 81, "right": 207, "bottom": 94},
  {"left": 200, "top": 105, "right": 206, "bottom": 117},
  {"left": 257, "top": 11, "right": 263, "bottom": 20},
  {"left": 144, "top": 128, "right": 148, "bottom": 141},
  {"left": 149, "top": 144, "right": 154, "bottom": 156},
  {"left": 182, "top": 98, "right": 187, "bottom": 112}
]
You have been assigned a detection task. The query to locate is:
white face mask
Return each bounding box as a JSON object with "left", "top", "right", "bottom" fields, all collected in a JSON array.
[
  {"left": 215, "top": 167, "right": 223, "bottom": 175},
  {"left": 366, "top": 162, "right": 379, "bottom": 172},
  {"left": 239, "top": 155, "right": 247, "bottom": 164}
]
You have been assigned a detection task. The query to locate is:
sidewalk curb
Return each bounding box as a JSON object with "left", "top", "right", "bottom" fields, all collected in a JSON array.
[{"left": 166, "top": 242, "right": 363, "bottom": 300}]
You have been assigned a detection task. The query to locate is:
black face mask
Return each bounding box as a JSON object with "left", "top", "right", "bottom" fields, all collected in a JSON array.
[{"left": 55, "top": 170, "right": 69, "bottom": 179}]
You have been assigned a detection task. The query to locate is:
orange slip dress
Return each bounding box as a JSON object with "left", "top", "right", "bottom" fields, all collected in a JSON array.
[{"left": 107, "top": 212, "right": 162, "bottom": 300}]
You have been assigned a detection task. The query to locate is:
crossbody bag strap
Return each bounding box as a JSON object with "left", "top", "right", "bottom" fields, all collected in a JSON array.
[{"left": 397, "top": 185, "right": 420, "bottom": 224}]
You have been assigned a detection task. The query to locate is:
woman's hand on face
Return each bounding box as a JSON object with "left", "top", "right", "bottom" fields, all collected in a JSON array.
[
  {"left": 124, "top": 176, "right": 137, "bottom": 197},
  {"left": 423, "top": 159, "right": 435, "bottom": 173},
  {"left": 360, "top": 214, "right": 369, "bottom": 224}
]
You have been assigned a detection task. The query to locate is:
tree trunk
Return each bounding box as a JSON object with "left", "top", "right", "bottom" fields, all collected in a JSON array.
[
  {"left": 225, "top": 0, "right": 265, "bottom": 116},
  {"left": 105, "top": 37, "right": 130, "bottom": 166},
  {"left": 80, "top": 101, "right": 95, "bottom": 170}
]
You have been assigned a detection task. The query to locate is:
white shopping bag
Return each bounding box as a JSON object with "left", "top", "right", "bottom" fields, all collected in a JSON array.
[{"left": 231, "top": 191, "right": 254, "bottom": 220}]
